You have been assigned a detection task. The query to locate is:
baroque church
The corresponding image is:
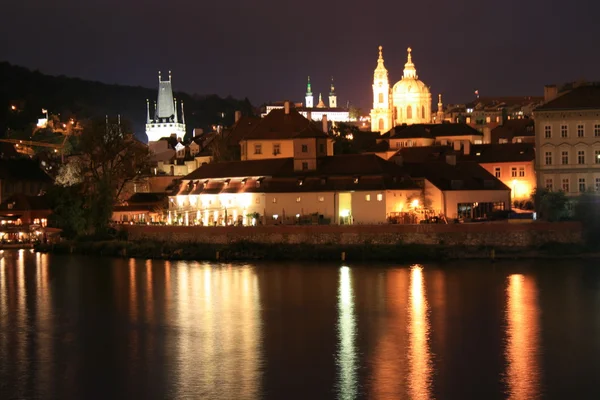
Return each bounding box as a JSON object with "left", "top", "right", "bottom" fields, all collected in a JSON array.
[{"left": 370, "top": 46, "right": 443, "bottom": 133}]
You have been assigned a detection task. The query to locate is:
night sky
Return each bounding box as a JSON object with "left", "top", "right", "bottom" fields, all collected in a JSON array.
[{"left": 2, "top": 0, "right": 599, "bottom": 111}]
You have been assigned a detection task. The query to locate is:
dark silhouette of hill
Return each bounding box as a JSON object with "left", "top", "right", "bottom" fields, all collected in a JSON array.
[{"left": 0, "top": 62, "right": 255, "bottom": 142}]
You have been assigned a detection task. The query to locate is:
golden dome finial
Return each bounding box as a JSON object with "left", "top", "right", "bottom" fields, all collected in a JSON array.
[
  {"left": 407, "top": 47, "right": 412, "bottom": 63},
  {"left": 378, "top": 45, "right": 383, "bottom": 60}
]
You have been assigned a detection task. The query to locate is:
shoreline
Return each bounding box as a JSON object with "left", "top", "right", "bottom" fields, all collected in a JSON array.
[{"left": 33, "top": 239, "right": 600, "bottom": 262}]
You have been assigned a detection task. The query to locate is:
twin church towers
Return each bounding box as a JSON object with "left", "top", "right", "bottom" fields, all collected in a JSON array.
[{"left": 370, "top": 46, "right": 443, "bottom": 133}]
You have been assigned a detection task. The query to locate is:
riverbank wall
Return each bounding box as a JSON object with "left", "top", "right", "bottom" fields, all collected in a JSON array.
[
  {"left": 122, "top": 222, "right": 582, "bottom": 248},
  {"left": 35, "top": 222, "right": 587, "bottom": 262}
]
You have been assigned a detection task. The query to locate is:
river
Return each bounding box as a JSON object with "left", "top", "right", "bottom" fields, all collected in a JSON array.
[{"left": 1, "top": 250, "right": 599, "bottom": 399}]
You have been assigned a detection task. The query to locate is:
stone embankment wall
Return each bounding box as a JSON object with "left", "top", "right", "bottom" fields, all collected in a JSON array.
[{"left": 124, "top": 222, "right": 582, "bottom": 248}]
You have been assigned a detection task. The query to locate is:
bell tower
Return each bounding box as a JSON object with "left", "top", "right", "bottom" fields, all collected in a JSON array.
[
  {"left": 305, "top": 76, "right": 314, "bottom": 108},
  {"left": 329, "top": 77, "right": 337, "bottom": 108},
  {"left": 370, "top": 46, "right": 393, "bottom": 133}
]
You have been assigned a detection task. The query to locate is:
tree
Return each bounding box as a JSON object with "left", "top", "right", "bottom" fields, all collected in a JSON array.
[
  {"left": 47, "top": 184, "right": 87, "bottom": 238},
  {"left": 78, "top": 117, "right": 151, "bottom": 233},
  {"left": 531, "top": 187, "right": 568, "bottom": 222},
  {"left": 208, "top": 134, "right": 238, "bottom": 163},
  {"left": 573, "top": 191, "right": 600, "bottom": 246}
]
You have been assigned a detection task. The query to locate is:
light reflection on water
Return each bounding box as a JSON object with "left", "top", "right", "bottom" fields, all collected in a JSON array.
[
  {"left": 1, "top": 252, "right": 600, "bottom": 399},
  {"left": 407, "top": 265, "right": 432, "bottom": 400},
  {"left": 505, "top": 274, "right": 541, "bottom": 399},
  {"left": 337, "top": 266, "right": 357, "bottom": 400}
]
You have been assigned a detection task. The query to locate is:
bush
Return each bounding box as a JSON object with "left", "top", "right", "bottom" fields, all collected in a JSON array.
[{"left": 573, "top": 191, "right": 600, "bottom": 246}]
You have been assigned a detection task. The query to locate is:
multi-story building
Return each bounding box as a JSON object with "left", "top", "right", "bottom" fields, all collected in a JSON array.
[{"left": 534, "top": 83, "right": 600, "bottom": 196}]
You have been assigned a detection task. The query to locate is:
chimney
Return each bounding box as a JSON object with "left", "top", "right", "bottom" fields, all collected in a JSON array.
[
  {"left": 446, "top": 154, "right": 456, "bottom": 166},
  {"left": 284, "top": 101, "right": 290, "bottom": 115},
  {"left": 322, "top": 115, "right": 328, "bottom": 133},
  {"left": 544, "top": 85, "right": 558, "bottom": 103},
  {"left": 307, "top": 111, "right": 312, "bottom": 121},
  {"left": 463, "top": 140, "right": 470, "bottom": 155},
  {"left": 193, "top": 128, "right": 203, "bottom": 137},
  {"left": 235, "top": 110, "right": 242, "bottom": 123}
]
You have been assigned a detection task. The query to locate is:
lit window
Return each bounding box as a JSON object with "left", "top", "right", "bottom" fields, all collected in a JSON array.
[
  {"left": 544, "top": 125, "right": 551, "bottom": 138},
  {"left": 595, "top": 150, "right": 600, "bottom": 164},
  {"left": 545, "top": 178, "right": 553, "bottom": 191},
  {"left": 254, "top": 144, "right": 262, "bottom": 154},
  {"left": 486, "top": 116, "right": 491, "bottom": 123},
  {"left": 577, "top": 124, "right": 584, "bottom": 137},
  {"left": 578, "top": 150, "right": 585, "bottom": 165},
  {"left": 365, "top": 194, "right": 371, "bottom": 201},
  {"left": 545, "top": 151, "right": 552, "bottom": 165},
  {"left": 579, "top": 178, "right": 586, "bottom": 192},
  {"left": 494, "top": 167, "right": 501, "bottom": 178},
  {"left": 511, "top": 167, "right": 517, "bottom": 177},
  {"left": 377, "top": 193, "right": 383, "bottom": 201},
  {"left": 595, "top": 124, "right": 600, "bottom": 137},
  {"left": 561, "top": 151, "right": 569, "bottom": 165},
  {"left": 318, "top": 196, "right": 324, "bottom": 202},
  {"left": 296, "top": 196, "right": 301, "bottom": 202},
  {"left": 561, "top": 125, "right": 568, "bottom": 138},
  {"left": 562, "top": 178, "right": 569, "bottom": 192},
  {"left": 518, "top": 167, "right": 525, "bottom": 177},
  {"left": 272, "top": 197, "right": 277, "bottom": 203}
]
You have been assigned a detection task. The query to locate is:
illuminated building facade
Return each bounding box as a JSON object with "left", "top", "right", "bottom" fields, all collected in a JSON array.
[
  {"left": 534, "top": 83, "right": 600, "bottom": 196},
  {"left": 370, "top": 46, "right": 434, "bottom": 133},
  {"left": 145, "top": 71, "right": 186, "bottom": 144}
]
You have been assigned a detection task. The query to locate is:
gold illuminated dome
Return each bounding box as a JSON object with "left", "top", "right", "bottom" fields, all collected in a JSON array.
[{"left": 392, "top": 47, "right": 430, "bottom": 95}]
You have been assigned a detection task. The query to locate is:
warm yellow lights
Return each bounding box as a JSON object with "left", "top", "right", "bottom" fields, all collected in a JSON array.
[{"left": 411, "top": 199, "right": 420, "bottom": 208}]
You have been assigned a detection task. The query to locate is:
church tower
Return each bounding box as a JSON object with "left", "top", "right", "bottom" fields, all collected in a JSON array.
[
  {"left": 145, "top": 71, "right": 186, "bottom": 144},
  {"left": 436, "top": 94, "right": 445, "bottom": 123},
  {"left": 329, "top": 77, "right": 337, "bottom": 108},
  {"left": 370, "top": 46, "right": 393, "bottom": 133},
  {"left": 305, "top": 76, "right": 314, "bottom": 108}
]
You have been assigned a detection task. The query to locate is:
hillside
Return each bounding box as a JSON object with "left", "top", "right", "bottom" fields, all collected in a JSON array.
[{"left": 0, "top": 62, "right": 255, "bottom": 142}]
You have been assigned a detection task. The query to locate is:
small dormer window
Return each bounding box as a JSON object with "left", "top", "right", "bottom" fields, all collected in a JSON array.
[
  {"left": 224, "top": 179, "right": 230, "bottom": 186},
  {"left": 241, "top": 178, "right": 247, "bottom": 186},
  {"left": 298, "top": 179, "right": 303, "bottom": 186},
  {"left": 354, "top": 177, "right": 359, "bottom": 184}
]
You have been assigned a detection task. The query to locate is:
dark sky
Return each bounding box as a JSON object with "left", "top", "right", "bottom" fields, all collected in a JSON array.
[{"left": 2, "top": 0, "right": 599, "bottom": 112}]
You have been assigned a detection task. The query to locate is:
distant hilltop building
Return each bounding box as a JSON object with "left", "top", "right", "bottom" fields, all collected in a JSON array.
[
  {"left": 145, "top": 71, "right": 186, "bottom": 144},
  {"left": 262, "top": 76, "right": 353, "bottom": 122},
  {"left": 370, "top": 46, "right": 436, "bottom": 133}
]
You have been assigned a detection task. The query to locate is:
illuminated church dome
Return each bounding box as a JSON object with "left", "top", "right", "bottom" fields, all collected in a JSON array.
[{"left": 391, "top": 48, "right": 432, "bottom": 125}]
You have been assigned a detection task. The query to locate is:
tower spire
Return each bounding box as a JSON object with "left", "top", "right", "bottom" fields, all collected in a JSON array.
[
  {"left": 158, "top": 70, "right": 162, "bottom": 82},
  {"left": 181, "top": 101, "right": 185, "bottom": 124},
  {"left": 403, "top": 46, "right": 417, "bottom": 79},
  {"left": 305, "top": 75, "right": 314, "bottom": 108},
  {"left": 169, "top": 70, "right": 172, "bottom": 82},
  {"left": 436, "top": 94, "right": 445, "bottom": 123},
  {"left": 146, "top": 99, "right": 150, "bottom": 123},
  {"left": 173, "top": 98, "right": 178, "bottom": 123},
  {"left": 329, "top": 77, "right": 337, "bottom": 108}
]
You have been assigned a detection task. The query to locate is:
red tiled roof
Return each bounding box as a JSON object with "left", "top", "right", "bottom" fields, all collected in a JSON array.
[
  {"left": 461, "top": 143, "right": 535, "bottom": 163},
  {"left": 240, "top": 108, "right": 327, "bottom": 140}
]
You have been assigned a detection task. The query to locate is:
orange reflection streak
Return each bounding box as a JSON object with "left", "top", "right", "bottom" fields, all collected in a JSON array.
[
  {"left": 129, "top": 259, "right": 137, "bottom": 323},
  {"left": 145, "top": 260, "right": 154, "bottom": 324},
  {"left": 36, "top": 253, "right": 53, "bottom": 395},
  {"left": 0, "top": 257, "right": 6, "bottom": 330},
  {"left": 407, "top": 265, "right": 432, "bottom": 400},
  {"left": 506, "top": 274, "right": 540, "bottom": 399},
  {"left": 370, "top": 269, "right": 409, "bottom": 399},
  {"left": 175, "top": 263, "right": 262, "bottom": 399}
]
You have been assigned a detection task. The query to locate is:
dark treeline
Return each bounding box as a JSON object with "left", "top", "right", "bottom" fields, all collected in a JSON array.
[{"left": 0, "top": 62, "right": 255, "bottom": 141}]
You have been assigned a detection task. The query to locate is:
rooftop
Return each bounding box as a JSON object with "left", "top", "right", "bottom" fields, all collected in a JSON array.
[
  {"left": 239, "top": 107, "right": 327, "bottom": 140},
  {"left": 535, "top": 84, "right": 600, "bottom": 111},
  {"left": 382, "top": 123, "right": 482, "bottom": 139}
]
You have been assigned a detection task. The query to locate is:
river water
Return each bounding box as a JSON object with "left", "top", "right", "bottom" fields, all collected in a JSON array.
[{"left": 1, "top": 250, "right": 599, "bottom": 399}]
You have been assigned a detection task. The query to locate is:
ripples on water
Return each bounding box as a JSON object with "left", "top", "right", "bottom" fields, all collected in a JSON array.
[{"left": 1, "top": 250, "right": 600, "bottom": 399}]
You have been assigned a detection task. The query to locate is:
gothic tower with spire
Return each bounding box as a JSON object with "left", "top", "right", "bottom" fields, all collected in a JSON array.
[
  {"left": 329, "top": 77, "right": 337, "bottom": 108},
  {"left": 305, "top": 76, "right": 314, "bottom": 108},
  {"left": 436, "top": 94, "right": 445, "bottom": 123},
  {"left": 370, "top": 46, "right": 393, "bottom": 133},
  {"left": 145, "top": 70, "right": 186, "bottom": 144}
]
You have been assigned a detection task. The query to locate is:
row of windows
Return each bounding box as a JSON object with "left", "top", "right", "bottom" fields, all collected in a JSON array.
[
  {"left": 272, "top": 194, "right": 386, "bottom": 203},
  {"left": 545, "top": 177, "right": 600, "bottom": 192},
  {"left": 392, "top": 105, "right": 426, "bottom": 120},
  {"left": 494, "top": 167, "right": 526, "bottom": 178},
  {"left": 253, "top": 143, "right": 325, "bottom": 155},
  {"left": 272, "top": 196, "right": 326, "bottom": 203},
  {"left": 544, "top": 124, "right": 600, "bottom": 138},
  {"left": 544, "top": 150, "right": 600, "bottom": 165}
]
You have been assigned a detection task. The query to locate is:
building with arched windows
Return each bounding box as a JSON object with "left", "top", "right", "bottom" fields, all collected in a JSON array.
[{"left": 370, "top": 46, "right": 436, "bottom": 133}]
